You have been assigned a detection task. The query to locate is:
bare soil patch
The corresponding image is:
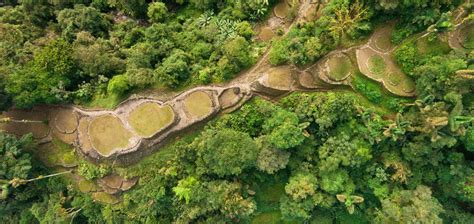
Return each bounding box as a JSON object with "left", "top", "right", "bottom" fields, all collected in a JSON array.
[
  {"left": 259, "top": 27, "right": 275, "bottom": 41},
  {"left": 219, "top": 88, "right": 241, "bottom": 109},
  {"left": 266, "top": 66, "right": 294, "bottom": 90},
  {"left": 274, "top": 1, "right": 289, "bottom": 19},
  {"left": 0, "top": 109, "right": 50, "bottom": 139}
]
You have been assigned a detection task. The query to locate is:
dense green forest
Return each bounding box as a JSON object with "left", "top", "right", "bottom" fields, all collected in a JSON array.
[{"left": 0, "top": 0, "right": 473, "bottom": 223}]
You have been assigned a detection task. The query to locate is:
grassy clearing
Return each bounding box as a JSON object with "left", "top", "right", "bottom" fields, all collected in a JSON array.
[
  {"left": 219, "top": 88, "right": 240, "bottom": 108},
  {"left": 367, "top": 55, "right": 386, "bottom": 78},
  {"left": 415, "top": 35, "right": 451, "bottom": 55},
  {"left": 387, "top": 72, "right": 401, "bottom": 86},
  {"left": 252, "top": 211, "right": 284, "bottom": 224},
  {"left": 250, "top": 173, "right": 288, "bottom": 223},
  {"left": 89, "top": 115, "right": 132, "bottom": 156},
  {"left": 374, "top": 32, "right": 393, "bottom": 51},
  {"left": 128, "top": 103, "right": 175, "bottom": 137},
  {"left": 327, "top": 55, "right": 353, "bottom": 81},
  {"left": 92, "top": 192, "right": 120, "bottom": 204},
  {"left": 460, "top": 23, "right": 474, "bottom": 49},
  {"left": 0, "top": 110, "right": 50, "bottom": 139},
  {"left": 183, "top": 91, "right": 213, "bottom": 118},
  {"left": 352, "top": 73, "right": 412, "bottom": 112},
  {"left": 84, "top": 93, "right": 129, "bottom": 109}
]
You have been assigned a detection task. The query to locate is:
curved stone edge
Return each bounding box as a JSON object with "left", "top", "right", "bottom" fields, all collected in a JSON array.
[
  {"left": 355, "top": 46, "right": 416, "bottom": 97},
  {"left": 127, "top": 101, "right": 180, "bottom": 139},
  {"left": 74, "top": 86, "right": 250, "bottom": 165}
]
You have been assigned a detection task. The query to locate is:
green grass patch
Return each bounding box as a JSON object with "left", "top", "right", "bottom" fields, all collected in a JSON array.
[
  {"left": 85, "top": 93, "right": 129, "bottom": 109},
  {"left": 460, "top": 24, "right": 474, "bottom": 49},
  {"left": 252, "top": 211, "right": 284, "bottom": 224},
  {"left": 251, "top": 174, "right": 289, "bottom": 224},
  {"left": 374, "top": 33, "right": 392, "bottom": 51},
  {"left": 183, "top": 91, "right": 213, "bottom": 118},
  {"left": 367, "top": 55, "right": 386, "bottom": 78},
  {"left": 387, "top": 72, "right": 402, "bottom": 86},
  {"left": 327, "top": 55, "right": 353, "bottom": 81},
  {"left": 415, "top": 35, "right": 451, "bottom": 55},
  {"left": 128, "top": 103, "right": 175, "bottom": 137},
  {"left": 352, "top": 73, "right": 411, "bottom": 112},
  {"left": 89, "top": 115, "right": 133, "bottom": 156}
]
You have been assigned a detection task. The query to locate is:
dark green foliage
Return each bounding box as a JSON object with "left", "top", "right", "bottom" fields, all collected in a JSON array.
[
  {"left": 0, "top": 133, "right": 33, "bottom": 181},
  {"left": 57, "top": 5, "right": 111, "bottom": 38},
  {"left": 107, "top": 0, "right": 148, "bottom": 18},
  {"left": 413, "top": 55, "right": 466, "bottom": 99},
  {"left": 464, "top": 126, "right": 474, "bottom": 151},
  {"left": 352, "top": 76, "right": 383, "bottom": 103},
  {"left": 0, "top": 1, "right": 472, "bottom": 223},
  {"left": 155, "top": 50, "right": 191, "bottom": 88},
  {"left": 194, "top": 128, "right": 258, "bottom": 177}
]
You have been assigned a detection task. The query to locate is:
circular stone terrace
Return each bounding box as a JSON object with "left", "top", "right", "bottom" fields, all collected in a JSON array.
[{"left": 73, "top": 85, "right": 249, "bottom": 162}]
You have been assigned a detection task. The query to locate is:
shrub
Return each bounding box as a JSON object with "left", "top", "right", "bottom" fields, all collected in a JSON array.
[
  {"left": 353, "top": 78, "right": 382, "bottom": 104},
  {"left": 147, "top": 2, "right": 167, "bottom": 23},
  {"left": 107, "top": 74, "right": 129, "bottom": 95}
]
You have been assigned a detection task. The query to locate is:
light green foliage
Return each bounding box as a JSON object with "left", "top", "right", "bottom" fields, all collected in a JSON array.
[
  {"left": 376, "top": 185, "right": 444, "bottom": 223},
  {"left": 194, "top": 128, "right": 258, "bottom": 177},
  {"left": 77, "top": 160, "right": 110, "bottom": 180},
  {"left": 320, "top": 170, "right": 354, "bottom": 194},
  {"left": 176, "top": 180, "right": 256, "bottom": 222},
  {"left": 30, "top": 192, "right": 72, "bottom": 223},
  {"left": 126, "top": 42, "right": 160, "bottom": 69},
  {"left": 107, "top": 74, "right": 129, "bottom": 95},
  {"left": 280, "top": 196, "right": 314, "bottom": 220},
  {"left": 237, "top": 21, "right": 254, "bottom": 39},
  {"left": 318, "top": 133, "right": 371, "bottom": 172},
  {"left": 173, "top": 176, "right": 198, "bottom": 204},
  {"left": 280, "top": 92, "right": 357, "bottom": 132},
  {"left": 147, "top": 2, "right": 167, "bottom": 23},
  {"left": 263, "top": 109, "right": 306, "bottom": 150},
  {"left": 394, "top": 43, "right": 418, "bottom": 75},
  {"left": 285, "top": 173, "right": 317, "bottom": 201},
  {"left": 73, "top": 34, "right": 125, "bottom": 78},
  {"left": 216, "top": 36, "right": 254, "bottom": 80}
]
